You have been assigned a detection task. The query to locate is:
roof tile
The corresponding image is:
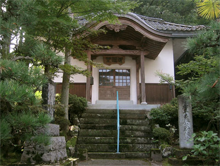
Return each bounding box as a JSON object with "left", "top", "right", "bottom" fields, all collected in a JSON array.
[{"left": 135, "top": 14, "right": 206, "bottom": 32}]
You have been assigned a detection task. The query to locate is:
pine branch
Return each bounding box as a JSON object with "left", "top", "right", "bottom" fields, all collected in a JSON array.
[
  {"left": 204, "top": 43, "right": 220, "bottom": 47},
  {"left": 12, "top": 56, "right": 34, "bottom": 62}
]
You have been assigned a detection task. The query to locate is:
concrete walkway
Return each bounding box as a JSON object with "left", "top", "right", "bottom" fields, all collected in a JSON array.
[{"left": 78, "top": 159, "right": 163, "bottom": 166}]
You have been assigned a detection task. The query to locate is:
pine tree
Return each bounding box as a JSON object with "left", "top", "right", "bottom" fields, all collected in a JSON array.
[
  {"left": 0, "top": 0, "right": 60, "bottom": 158},
  {"left": 28, "top": 0, "right": 139, "bottom": 120},
  {"left": 176, "top": 21, "right": 220, "bottom": 133},
  {"left": 0, "top": 0, "right": 139, "bottom": 158}
]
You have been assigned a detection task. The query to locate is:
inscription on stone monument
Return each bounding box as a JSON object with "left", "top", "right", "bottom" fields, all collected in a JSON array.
[{"left": 178, "top": 95, "right": 194, "bottom": 148}]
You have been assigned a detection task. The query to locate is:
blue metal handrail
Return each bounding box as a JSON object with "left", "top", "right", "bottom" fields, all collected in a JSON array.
[{"left": 116, "top": 91, "right": 120, "bottom": 153}]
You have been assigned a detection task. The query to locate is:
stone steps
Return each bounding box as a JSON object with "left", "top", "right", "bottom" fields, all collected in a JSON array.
[
  {"left": 80, "top": 124, "right": 150, "bottom": 131},
  {"left": 88, "top": 152, "right": 150, "bottom": 159},
  {"left": 76, "top": 108, "right": 155, "bottom": 159},
  {"left": 79, "top": 129, "right": 149, "bottom": 137},
  {"left": 81, "top": 113, "right": 147, "bottom": 119},
  {"left": 84, "top": 109, "right": 150, "bottom": 114},
  {"left": 79, "top": 118, "right": 149, "bottom": 126},
  {"left": 77, "top": 144, "right": 154, "bottom": 152},
  {"left": 78, "top": 137, "right": 153, "bottom": 144}
]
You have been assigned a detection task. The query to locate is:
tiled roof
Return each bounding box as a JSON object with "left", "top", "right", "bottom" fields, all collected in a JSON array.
[
  {"left": 133, "top": 13, "right": 206, "bottom": 33},
  {"left": 76, "top": 13, "right": 206, "bottom": 36}
]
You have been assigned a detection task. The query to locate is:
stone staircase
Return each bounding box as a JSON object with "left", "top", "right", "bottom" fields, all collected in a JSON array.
[{"left": 76, "top": 108, "right": 157, "bottom": 159}]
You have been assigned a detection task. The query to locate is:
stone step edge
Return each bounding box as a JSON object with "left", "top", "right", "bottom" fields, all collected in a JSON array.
[
  {"left": 80, "top": 118, "right": 149, "bottom": 120},
  {"left": 79, "top": 125, "right": 150, "bottom": 130},
  {"left": 85, "top": 109, "right": 151, "bottom": 113},
  {"left": 87, "top": 152, "right": 150, "bottom": 159},
  {"left": 77, "top": 143, "right": 153, "bottom": 145},
  {"left": 77, "top": 137, "right": 153, "bottom": 141},
  {"left": 79, "top": 129, "right": 151, "bottom": 133},
  {"left": 79, "top": 119, "right": 149, "bottom": 125},
  {"left": 81, "top": 116, "right": 147, "bottom": 120},
  {"left": 78, "top": 136, "right": 151, "bottom": 139}
]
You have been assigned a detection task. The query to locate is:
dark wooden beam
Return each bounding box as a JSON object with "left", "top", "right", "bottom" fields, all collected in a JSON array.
[
  {"left": 136, "top": 57, "right": 140, "bottom": 104},
  {"left": 93, "top": 47, "right": 149, "bottom": 56},
  {"left": 86, "top": 51, "right": 91, "bottom": 103},
  {"left": 140, "top": 51, "right": 147, "bottom": 104},
  {"left": 93, "top": 39, "right": 140, "bottom": 47}
]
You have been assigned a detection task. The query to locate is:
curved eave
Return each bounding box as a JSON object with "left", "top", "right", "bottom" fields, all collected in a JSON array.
[
  {"left": 116, "top": 13, "right": 203, "bottom": 38},
  {"left": 78, "top": 12, "right": 205, "bottom": 39},
  {"left": 115, "top": 13, "right": 172, "bottom": 37}
]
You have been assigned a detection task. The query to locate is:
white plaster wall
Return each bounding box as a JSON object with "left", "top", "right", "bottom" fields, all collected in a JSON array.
[
  {"left": 92, "top": 56, "right": 137, "bottom": 104},
  {"left": 53, "top": 57, "right": 87, "bottom": 83},
  {"left": 143, "top": 40, "right": 174, "bottom": 83}
]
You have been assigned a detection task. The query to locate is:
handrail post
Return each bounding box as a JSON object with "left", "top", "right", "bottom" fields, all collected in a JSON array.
[{"left": 116, "top": 91, "right": 120, "bottom": 153}]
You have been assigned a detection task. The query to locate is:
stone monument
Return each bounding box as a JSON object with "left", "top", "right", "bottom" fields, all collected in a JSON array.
[
  {"left": 21, "top": 81, "right": 68, "bottom": 163},
  {"left": 178, "top": 95, "right": 194, "bottom": 148},
  {"left": 21, "top": 124, "right": 67, "bottom": 163},
  {"left": 42, "top": 80, "right": 56, "bottom": 119}
]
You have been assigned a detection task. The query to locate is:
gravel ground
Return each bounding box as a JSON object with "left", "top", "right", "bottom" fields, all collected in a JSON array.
[{"left": 78, "top": 159, "right": 163, "bottom": 166}]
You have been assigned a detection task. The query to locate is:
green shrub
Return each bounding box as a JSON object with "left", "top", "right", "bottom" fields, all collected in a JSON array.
[
  {"left": 153, "top": 127, "right": 171, "bottom": 143},
  {"left": 183, "top": 131, "right": 220, "bottom": 165},
  {"left": 150, "top": 98, "right": 178, "bottom": 128},
  {"left": 0, "top": 119, "right": 12, "bottom": 145},
  {"left": 68, "top": 94, "right": 87, "bottom": 124},
  {"left": 54, "top": 104, "right": 70, "bottom": 134},
  {"left": 66, "top": 136, "right": 77, "bottom": 148}
]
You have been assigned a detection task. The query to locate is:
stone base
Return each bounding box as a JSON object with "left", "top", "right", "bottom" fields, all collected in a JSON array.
[
  {"left": 36, "top": 123, "right": 60, "bottom": 136},
  {"left": 21, "top": 136, "right": 67, "bottom": 164},
  {"left": 150, "top": 149, "right": 162, "bottom": 162},
  {"left": 173, "top": 148, "right": 191, "bottom": 159}
]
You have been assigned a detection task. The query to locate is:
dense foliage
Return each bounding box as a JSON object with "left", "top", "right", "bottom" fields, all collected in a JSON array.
[
  {"left": 0, "top": 0, "right": 138, "bottom": 162},
  {"left": 176, "top": 21, "right": 220, "bottom": 133},
  {"left": 183, "top": 131, "right": 220, "bottom": 165},
  {"left": 150, "top": 98, "right": 178, "bottom": 129},
  {"left": 68, "top": 94, "right": 87, "bottom": 123},
  {"left": 127, "top": 0, "right": 212, "bottom": 25},
  {"left": 152, "top": 127, "right": 171, "bottom": 144},
  {"left": 197, "top": 0, "right": 220, "bottom": 20},
  {"left": 0, "top": 0, "right": 56, "bottom": 154}
]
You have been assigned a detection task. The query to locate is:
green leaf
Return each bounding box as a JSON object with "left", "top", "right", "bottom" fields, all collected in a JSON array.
[{"left": 182, "top": 156, "right": 188, "bottom": 161}]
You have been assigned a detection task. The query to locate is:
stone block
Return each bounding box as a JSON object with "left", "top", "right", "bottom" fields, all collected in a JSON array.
[
  {"left": 36, "top": 123, "right": 59, "bottom": 136},
  {"left": 47, "top": 124, "right": 60, "bottom": 136},
  {"left": 35, "top": 137, "right": 66, "bottom": 151},
  {"left": 150, "top": 149, "right": 163, "bottom": 162},
  {"left": 41, "top": 148, "right": 67, "bottom": 162},
  {"left": 21, "top": 136, "right": 67, "bottom": 164},
  {"left": 173, "top": 148, "right": 191, "bottom": 159}
]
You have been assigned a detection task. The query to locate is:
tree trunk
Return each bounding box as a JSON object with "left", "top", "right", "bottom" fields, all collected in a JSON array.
[{"left": 60, "top": 48, "right": 71, "bottom": 120}]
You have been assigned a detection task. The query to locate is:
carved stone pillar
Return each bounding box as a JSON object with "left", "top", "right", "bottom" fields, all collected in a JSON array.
[
  {"left": 178, "top": 95, "right": 194, "bottom": 148},
  {"left": 140, "top": 51, "right": 147, "bottom": 104},
  {"left": 86, "top": 51, "right": 91, "bottom": 103}
]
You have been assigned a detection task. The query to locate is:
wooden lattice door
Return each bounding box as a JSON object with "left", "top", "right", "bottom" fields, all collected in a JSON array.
[{"left": 99, "top": 69, "right": 130, "bottom": 100}]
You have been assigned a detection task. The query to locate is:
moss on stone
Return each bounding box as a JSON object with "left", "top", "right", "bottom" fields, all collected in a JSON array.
[{"left": 66, "top": 136, "right": 77, "bottom": 148}]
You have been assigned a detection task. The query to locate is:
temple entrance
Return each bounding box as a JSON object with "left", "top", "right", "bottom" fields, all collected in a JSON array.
[{"left": 99, "top": 69, "right": 130, "bottom": 100}]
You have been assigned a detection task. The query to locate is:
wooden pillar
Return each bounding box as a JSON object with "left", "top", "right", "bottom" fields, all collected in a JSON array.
[
  {"left": 140, "top": 51, "right": 147, "bottom": 104},
  {"left": 136, "top": 58, "right": 140, "bottom": 104},
  {"left": 86, "top": 51, "right": 91, "bottom": 103}
]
